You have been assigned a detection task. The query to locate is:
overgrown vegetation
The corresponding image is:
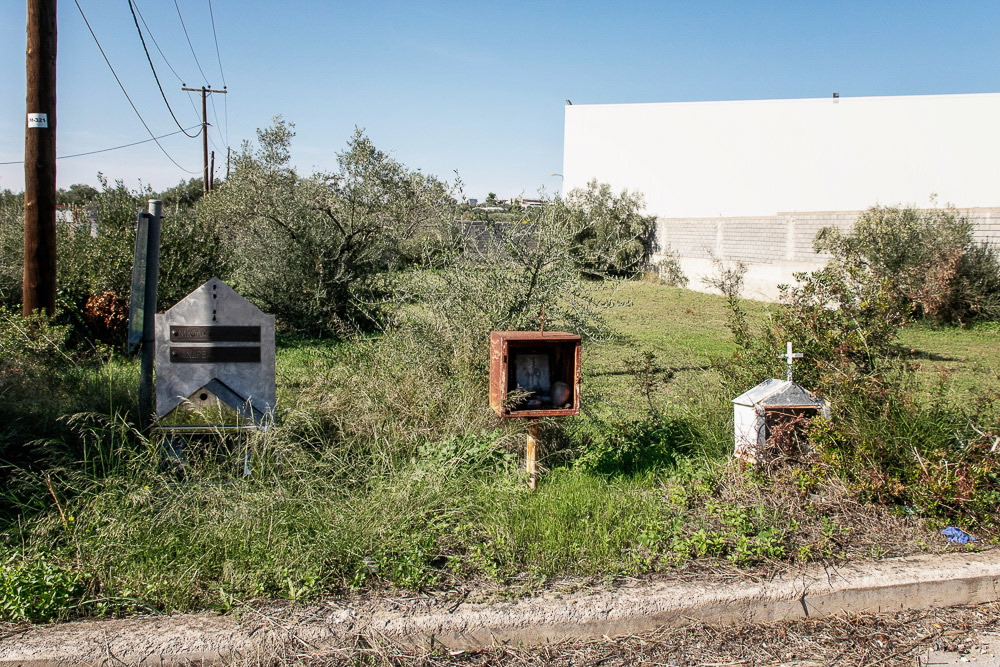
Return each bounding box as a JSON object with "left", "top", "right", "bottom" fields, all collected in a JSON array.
[
  {"left": 815, "top": 205, "right": 1000, "bottom": 324},
  {"left": 201, "top": 119, "right": 455, "bottom": 335},
  {"left": 0, "top": 126, "right": 997, "bottom": 623},
  {"left": 715, "top": 247, "right": 1000, "bottom": 532},
  {"left": 562, "top": 179, "right": 657, "bottom": 278}
]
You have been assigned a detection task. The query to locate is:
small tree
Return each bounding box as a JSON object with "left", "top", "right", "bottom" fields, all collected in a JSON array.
[
  {"left": 157, "top": 178, "right": 206, "bottom": 210},
  {"left": 563, "top": 180, "right": 657, "bottom": 277},
  {"left": 56, "top": 183, "right": 98, "bottom": 208},
  {"left": 815, "top": 206, "right": 1000, "bottom": 324},
  {"left": 202, "top": 118, "right": 454, "bottom": 335}
]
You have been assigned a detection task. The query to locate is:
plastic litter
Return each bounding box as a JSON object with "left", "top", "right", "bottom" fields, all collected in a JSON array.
[{"left": 941, "top": 526, "right": 977, "bottom": 545}]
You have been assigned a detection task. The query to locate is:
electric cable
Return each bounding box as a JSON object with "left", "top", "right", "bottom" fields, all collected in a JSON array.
[
  {"left": 133, "top": 0, "right": 203, "bottom": 128},
  {"left": 209, "top": 91, "right": 226, "bottom": 150},
  {"left": 207, "top": 0, "right": 226, "bottom": 88},
  {"left": 131, "top": 0, "right": 184, "bottom": 85},
  {"left": 0, "top": 124, "right": 201, "bottom": 165},
  {"left": 128, "top": 0, "right": 199, "bottom": 138},
  {"left": 174, "top": 0, "right": 210, "bottom": 85},
  {"left": 73, "top": 0, "right": 199, "bottom": 173},
  {"left": 207, "top": 0, "right": 230, "bottom": 149}
]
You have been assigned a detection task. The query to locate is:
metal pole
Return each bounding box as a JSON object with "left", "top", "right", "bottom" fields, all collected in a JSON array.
[
  {"left": 23, "top": 0, "right": 57, "bottom": 317},
  {"left": 138, "top": 200, "right": 162, "bottom": 426}
]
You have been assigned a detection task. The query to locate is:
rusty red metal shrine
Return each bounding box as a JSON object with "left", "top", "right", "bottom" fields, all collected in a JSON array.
[{"left": 489, "top": 330, "right": 582, "bottom": 418}]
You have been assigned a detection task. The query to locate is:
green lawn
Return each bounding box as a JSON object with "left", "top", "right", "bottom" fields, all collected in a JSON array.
[{"left": 580, "top": 281, "right": 998, "bottom": 419}]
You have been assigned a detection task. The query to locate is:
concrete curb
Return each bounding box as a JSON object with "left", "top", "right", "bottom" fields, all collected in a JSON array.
[{"left": 2, "top": 549, "right": 998, "bottom": 665}]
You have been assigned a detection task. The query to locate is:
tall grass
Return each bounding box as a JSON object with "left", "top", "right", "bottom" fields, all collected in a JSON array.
[{"left": 1, "top": 282, "right": 994, "bottom": 620}]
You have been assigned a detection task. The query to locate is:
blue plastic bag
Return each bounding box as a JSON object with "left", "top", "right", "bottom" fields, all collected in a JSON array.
[{"left": 941, "top": 526, "right": 977, "bottom": 545}]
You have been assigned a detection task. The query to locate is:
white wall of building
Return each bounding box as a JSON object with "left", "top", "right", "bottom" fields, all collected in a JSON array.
[{"left": 563, "top": 93, "right": 1000, "bottom": 218}]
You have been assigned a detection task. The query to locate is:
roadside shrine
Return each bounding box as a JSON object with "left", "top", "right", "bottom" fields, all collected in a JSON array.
[
  {"left": 490, "top": 328, "right": 581, "bottom": 488},
  {"left": 732, "top": 342, "right": 828, "bottom": 462}
]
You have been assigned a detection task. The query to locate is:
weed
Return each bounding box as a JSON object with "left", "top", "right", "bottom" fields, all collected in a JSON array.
[{"left": 0, "top": 552, "right": 86, "bottom": 622}]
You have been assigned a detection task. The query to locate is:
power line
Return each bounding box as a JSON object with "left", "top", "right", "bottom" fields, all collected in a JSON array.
[
  {"left": 128, "top": 0, "right": 199, "bottom": 138},
  {"left": 174, "top": 0, "right": 210, "bottom": 84},
  {"left": 207, "top": 0, "right": 226, "bottom": 88},
  {"left": 209, "top": 90, "right": 226, "bottom": 150},
  {"left": 131, "top": 0, "right": 184, "bottom": 85},
  {"left": 132, "top": 0, "right": 202, "bottom": 128},
  {"left": 207, "top": 0, "right": 230, "bottom": 148},
  {"left": 73, "top": 0, "right": 198, "bottom": 174},
  {"left": 0, "top": 124, "right": 202, "bottom": 165}
]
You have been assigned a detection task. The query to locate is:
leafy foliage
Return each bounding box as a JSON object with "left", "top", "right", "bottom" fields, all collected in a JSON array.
[
  {"left": 815, "top": 205, "right": 1000, "bottom": 324},
  {"left": 563, "top": 180, "right": 657, "bottom": 277},
  {"left": 394, "top": 202, "right": 619, "bottom": 366},
  {"left": 1, "top": 177, "right": 227, "bottom": 341},
  {"left": 574, "top": 415, "right": 696, "bottom": 476},
  {"left": 655, "top": 249, "right": 689, "bottom": 288},
  {"left": 156, "top": 177, "right": 205, "bottom": 210},
  {"left": 201, "top": 118, "right": 455, "bottom": 335},
  {"left": 716, "top": 256, "right": 999, "bottom": 531},
  {"left": 0, "top": 553, "right": 86, "bottom": 622}
]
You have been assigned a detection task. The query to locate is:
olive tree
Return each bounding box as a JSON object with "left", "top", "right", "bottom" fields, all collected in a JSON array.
[
  {"left": 815, "top": 206, "right": 1000, "bottom": 324},
  {"left": 563, "top": 180, "right": 657, "bottom": 277},
  {"left": 202, "top": 118, "right": 454, "bottom": 335}
]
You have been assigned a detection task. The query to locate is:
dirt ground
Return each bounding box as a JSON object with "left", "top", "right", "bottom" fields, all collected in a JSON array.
[
  {"left": 3, "top": 602, "right": 997, "bottom": 666},
  {"left": 265, "top": 602, "right": 1000, "bottom": 666}
]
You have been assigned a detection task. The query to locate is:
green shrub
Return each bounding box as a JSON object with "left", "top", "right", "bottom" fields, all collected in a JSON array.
[
  {"left": 0, "top": 191, "right": 24, "bottom": 309},
  {"left": 575, "top": 415, "right": 696, "bottom": 476},
  {"left": 811, "top": 380, "right": 1000, "bottom": 531},
  {"left": 816, "top": 205, "right": 1000, "bottom": 324},
  {"left": 563, "top": 180, "right": 657, "bottom": 278},
  {"left": 716, "top": 263, "right": 908, "bottom": 397},
  {"left": 716, "top": 257, "right": 999, "bottom": 532},
  {"left": 201, "top": 119, "right": 455, "bottom": 335},
  {"left": 0, "top": 307, "right": 75, "bottom": 457},
  {"left": 1, "top": 178, "right": 228, "bottom": 343},
  {"left": 654, "top": 250, "right": 689, "bottom": 288},
  {"left": 0, "top": 553, "right": 86, "bottom": 622}
]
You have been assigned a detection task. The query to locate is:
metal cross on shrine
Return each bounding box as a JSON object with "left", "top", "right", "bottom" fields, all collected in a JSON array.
[{"left": 778, "top": 341, "right": 804, "bottom": 382}]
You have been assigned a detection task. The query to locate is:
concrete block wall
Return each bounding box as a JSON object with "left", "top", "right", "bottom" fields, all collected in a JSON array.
[
  {"left": 655, "top": 207, "right": 1000, "bottom": 301},
  {"left": 970, "top": 209, "right": 1000, "bottom": 245}
]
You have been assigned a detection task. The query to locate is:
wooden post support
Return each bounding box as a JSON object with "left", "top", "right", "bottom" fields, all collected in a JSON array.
[{"left": 526, "top": 420, "right": 539, "bottom": 490}]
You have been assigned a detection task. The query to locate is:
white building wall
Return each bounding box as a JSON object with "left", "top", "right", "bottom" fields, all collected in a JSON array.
[{"left": 563, "top": 93, "right": 1000, "bottom": 218}]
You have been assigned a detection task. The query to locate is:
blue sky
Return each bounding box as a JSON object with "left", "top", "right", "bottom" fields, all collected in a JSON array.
[{"left": 2, "top": 1, "right": 998, "bottom": 200}]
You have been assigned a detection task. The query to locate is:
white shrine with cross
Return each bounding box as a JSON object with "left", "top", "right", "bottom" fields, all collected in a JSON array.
[{"left": 732, "top": 342, "right": 829, "bottom": 462}]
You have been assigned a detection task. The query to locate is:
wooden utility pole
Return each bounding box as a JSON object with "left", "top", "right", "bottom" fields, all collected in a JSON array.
[
  {"left": 23, "top": 0, "right": 57, "bottom": 317},
  {"left": 181, "top": 86, "right": 226, "bottom": 193}
]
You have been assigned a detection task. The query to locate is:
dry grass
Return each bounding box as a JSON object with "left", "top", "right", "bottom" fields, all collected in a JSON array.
[{"left": 230, "top": 602, "right": 1000, "bottom": 666}]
